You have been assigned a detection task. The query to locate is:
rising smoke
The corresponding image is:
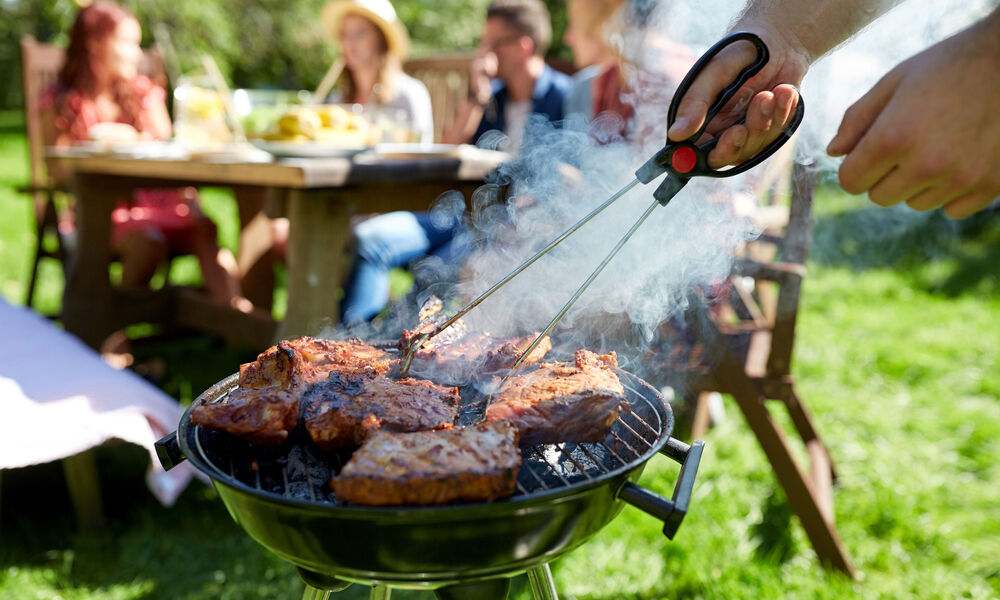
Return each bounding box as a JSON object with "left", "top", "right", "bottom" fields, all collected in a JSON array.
[{"left": 332, "top": 0, "right": 994, "bottom": 381}]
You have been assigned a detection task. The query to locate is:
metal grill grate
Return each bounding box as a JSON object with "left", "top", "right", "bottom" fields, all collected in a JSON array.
[{"left": 189, "top": 371, "right": 671, "bottom": 506}]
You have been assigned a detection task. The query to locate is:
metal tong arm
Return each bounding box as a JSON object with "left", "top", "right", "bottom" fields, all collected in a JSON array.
[
  {"left": 399, "top": 178, "right": 641, "bottom": 375},
  {"left": 502, "top": 196, "right": 661, "bottom": 381}
]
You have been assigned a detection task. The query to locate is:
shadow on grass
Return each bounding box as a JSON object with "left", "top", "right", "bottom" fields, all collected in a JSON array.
[
  {"left": 751, "top": 489, "right": 795, "bottom": 564},
  {"left": 810, "top": 202, "right": 1000, "bottom": 297}
]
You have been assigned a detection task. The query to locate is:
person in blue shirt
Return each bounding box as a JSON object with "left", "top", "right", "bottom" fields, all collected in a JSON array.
[
  {"left": 341, "top": 0, "right": 571, "bottom": 325},
  {"left": 442, "top": 0, "right": 572, "bottom": 151}
]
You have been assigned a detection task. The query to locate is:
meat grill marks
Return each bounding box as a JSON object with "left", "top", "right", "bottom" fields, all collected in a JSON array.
[
  {"left": 331, "top": 421, "right": 522, "bottom": 506},
  {"left": 303, "top": 372, "right": 461, "bottom": 450},
  {"left": 194, "top": 337, "right": 395, "bottom": 445},
  {"left": 190, "top": 387, "right": 299, "bottom": 445},
  {"left": 238, "top": 336, "right": 396, "bottom": 391},
  {"left": 486, "top": 350, "right": 627, "bottom": 446}
]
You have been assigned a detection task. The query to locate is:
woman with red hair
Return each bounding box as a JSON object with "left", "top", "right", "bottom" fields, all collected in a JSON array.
[{"left": 42, "top": 1, "right": 244, "bottom": 307}]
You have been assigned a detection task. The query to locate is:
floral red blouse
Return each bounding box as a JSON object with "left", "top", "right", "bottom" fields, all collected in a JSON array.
[
  {"left": 41, "top": 75, "right": 166, "bottom": 142},
  {"left": 42, "top": 76, "right": 200, "bottom": 249}
]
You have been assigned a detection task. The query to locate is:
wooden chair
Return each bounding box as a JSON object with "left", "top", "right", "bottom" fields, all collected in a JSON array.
[
  {"left": 646, "top": 158, "right": 855, "bottom": 576},
  {"left": 403, "top": 53, "right": 473, "bottom": 143},
  {"left": 19, "top": 35, "right": 69, "bottom": 313},
  {"left": 19, "top": 35, "right": 169, "bottom": 313}
]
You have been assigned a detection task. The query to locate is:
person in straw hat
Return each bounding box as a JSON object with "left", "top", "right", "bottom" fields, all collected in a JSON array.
[{"left": 320, "top": 0, "right": 433, "bottom": 143}]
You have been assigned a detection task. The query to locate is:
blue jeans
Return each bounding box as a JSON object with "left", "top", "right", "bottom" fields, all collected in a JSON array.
[{"left": 340, "top": 211, "right": 465, "bottom": 324}]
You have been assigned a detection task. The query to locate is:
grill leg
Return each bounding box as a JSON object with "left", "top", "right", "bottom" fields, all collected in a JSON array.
[
  {"left": 302, "top": 586, "right": 330, "bottom": 600},
  {"left": 369, "top": 584, "right": 392, "bottom": 600},
  {"left": 527, "top": 564, "right": 558, "bottom": 600}
]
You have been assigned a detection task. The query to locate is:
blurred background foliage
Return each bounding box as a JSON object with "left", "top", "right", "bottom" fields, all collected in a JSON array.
[{"left": 0, "top": 0, "right": 570, "bottom": 110}]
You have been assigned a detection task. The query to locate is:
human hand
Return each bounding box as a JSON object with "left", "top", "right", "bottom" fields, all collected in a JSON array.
[
  {"left": 666, "top": 22, "right": 810, "bottom": 169},
  {"left": 468, "top": 51, "right": 497, "bottom": 106},
  {"left": 826, "top": 15, "right": 1000, "bottom": 218}
]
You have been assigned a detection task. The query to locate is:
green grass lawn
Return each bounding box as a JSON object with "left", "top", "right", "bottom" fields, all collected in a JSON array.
[{"left": 1, "top": 109, "right": 998, "bottom": 600}]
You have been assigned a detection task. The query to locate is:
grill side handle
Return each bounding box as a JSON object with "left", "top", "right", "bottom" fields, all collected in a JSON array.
[
  {"left": 155, "top": 431, "right": 187, "bottom": 471},
  {"left": 618, "top": 438, "right": 705, "bottom": 539}
]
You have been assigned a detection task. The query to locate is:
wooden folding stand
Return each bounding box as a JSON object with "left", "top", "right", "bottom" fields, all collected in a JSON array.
[{"left": 662, "top": 163, "right": 855, "bottom": 576}]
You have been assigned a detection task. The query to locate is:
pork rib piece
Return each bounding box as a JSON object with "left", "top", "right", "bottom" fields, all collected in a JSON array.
[
  {"left": 190, "top": 387, "right": 299, "bottom": 445},
  {"left": 303, "top": 372, "right": 460, "bottom": 450},
  {"left": 485, "top": 350, "right": 626, "bottom": 446},
  {"left": 331, "top": 421, "right": 522, "bottom": 506},
  {"left": 238, "top": 336, "right": 395, "bottom": 391}
]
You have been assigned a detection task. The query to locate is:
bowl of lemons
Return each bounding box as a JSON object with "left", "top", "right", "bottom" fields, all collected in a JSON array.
[{"left": 245, "top": 100, "right": 380, "bottom": 158}]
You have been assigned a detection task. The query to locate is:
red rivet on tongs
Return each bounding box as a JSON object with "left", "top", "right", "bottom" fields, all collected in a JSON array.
[{"left": 671, "top": 146, "right": 697, "bottom": 174}]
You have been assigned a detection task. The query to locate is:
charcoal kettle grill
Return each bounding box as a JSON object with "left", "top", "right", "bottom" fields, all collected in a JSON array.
[{"left": 156, "top": 367, "right": 703, "bottom": 600}]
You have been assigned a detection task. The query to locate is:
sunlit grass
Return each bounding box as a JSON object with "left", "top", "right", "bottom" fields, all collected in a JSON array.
[{"left": 1, "top": 109, "right": 998, "bottom": 599}]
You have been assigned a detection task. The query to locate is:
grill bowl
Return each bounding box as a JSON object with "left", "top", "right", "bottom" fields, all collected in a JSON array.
[{"left": 159, "top": 369, "right": 701, "bottom": 588}]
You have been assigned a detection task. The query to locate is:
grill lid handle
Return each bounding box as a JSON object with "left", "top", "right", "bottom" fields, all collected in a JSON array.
[
  {"left": 155, "top": 431, "right": 187, "bottom": 471},
  {"left": 618, "top": 438, "right": 705, "bottom": 539}
]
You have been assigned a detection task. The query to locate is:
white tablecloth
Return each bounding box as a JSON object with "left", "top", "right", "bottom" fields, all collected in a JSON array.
[{"left": 0, "top": 298, "right": 196, "bottom": 506}]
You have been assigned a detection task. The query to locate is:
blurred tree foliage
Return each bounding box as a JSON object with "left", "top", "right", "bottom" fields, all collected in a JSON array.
[{"left": 0, "top": 0, "right": 568, "bottom": 110}]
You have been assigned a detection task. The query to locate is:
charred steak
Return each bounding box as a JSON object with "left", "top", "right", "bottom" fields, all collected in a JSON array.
[
  {"left": 190, "top": 386, "right": 299, "bottom": 445},
  {"left": 331, "top": 421, "right": 522, "bottom": 505},
  {"left": 238, "top": 337, "right": 395, "bottom": 391},
  {"left": 485, "top": 349, "right": 627, "bottom": 446},
  {"left": 303, "top": 372, "right": 460, "bottom": 450}
]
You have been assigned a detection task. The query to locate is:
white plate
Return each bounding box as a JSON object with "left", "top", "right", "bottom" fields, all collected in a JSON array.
[
  {"left": 373, "top": 143, "right": 463, "bottom": 158},
  {"left": 249, "top": 140, "right": 370, "bottom": 159},
  {"left": 186, "top": 143, "right": 274, "bottom": 163},
  {"left": 105, "top": 141, "right": 189, "bottom": 160}
]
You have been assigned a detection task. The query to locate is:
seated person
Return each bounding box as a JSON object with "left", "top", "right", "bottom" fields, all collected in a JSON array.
[
  {"left": 41, "top": 1, "right": 246, "bottom": 310},
  {"left": 341, "top": 0, "right": 572, "bottom": 325},
  {"left": 240, "top": 0, "right": 433, "bottom": 311},
  {"left": 563, "top": 0, "right": 632, "bottom": 140},
  {"left": 442, "top": 0, "right": 572, "bottom": 152},
  {"left": 321, "top": 0, "right": 434, "bottom": 142}
]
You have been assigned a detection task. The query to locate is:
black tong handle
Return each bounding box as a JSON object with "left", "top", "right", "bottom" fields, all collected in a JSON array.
[
  {"left": 668, "top": 31, "right": 770, "bottom": 141},
  {"left": 636, "top": 31, "right": 805, "bottom": 202}
]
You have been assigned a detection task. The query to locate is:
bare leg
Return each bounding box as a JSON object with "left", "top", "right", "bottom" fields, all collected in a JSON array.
[
  {"left": 115, "top": 228, "right": 168, "bottom": 289},
  {"left": 235, "top": 186, "right": 287, "bottom": 311},
  {"left": 188, "top": 214, "right": 247, "bottom": 307}
]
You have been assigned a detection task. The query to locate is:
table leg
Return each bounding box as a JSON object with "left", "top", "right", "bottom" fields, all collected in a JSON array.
[
  {"left": 278, "top": 188, "right": 356, "bottom": 340},
  {"left": 62, "top": 173, "right": 118, "bottom": 349}
]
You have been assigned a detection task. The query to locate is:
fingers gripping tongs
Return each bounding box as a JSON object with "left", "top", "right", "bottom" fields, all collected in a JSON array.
[{"left": 401, "top": 32, "right": 805, "bottom": 380}]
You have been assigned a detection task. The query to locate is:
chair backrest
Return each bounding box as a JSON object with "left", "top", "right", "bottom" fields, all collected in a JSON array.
[
  {"left": 20, "top": 35, "right": 64, "bottom": 190},
  {"left": 403, "top": 53, "right": 473, "bottom": 143}
]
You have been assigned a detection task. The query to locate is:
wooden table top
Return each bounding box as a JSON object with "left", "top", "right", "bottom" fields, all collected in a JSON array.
[{"left": 46, "top": 145, "right": 509, "bottom": 188}]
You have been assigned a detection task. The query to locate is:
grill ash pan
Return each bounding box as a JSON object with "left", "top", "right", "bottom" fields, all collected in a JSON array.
[{"left": 156, "top": 369, "right": 703, "bottom": 588}]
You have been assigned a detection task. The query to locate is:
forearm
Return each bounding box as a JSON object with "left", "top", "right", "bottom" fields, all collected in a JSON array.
[
  {"left": 441, "top": 100, "right": 485, "bottom": 145},
  {"left": 735, "top": 0, "right": 903, "bottom": 63}
]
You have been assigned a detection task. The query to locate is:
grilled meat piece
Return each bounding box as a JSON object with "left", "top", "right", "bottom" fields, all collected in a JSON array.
[
  {"left": 331, "top": 421, "right": 522, "bottom": 505},
  {"left": 303, "top": 372, "right": 460, "bottom": 450},
  {"left": 238, "top": 337, "right": 395, "bottom": 391},
  {"left": 190, "top": 386, "right": 299, "bottom": 445},
  {"left": 486, "top": 350, "right": 626, "bottom": 446},
  {"left": 398, "top": 295, "right": 468, "bottom": 353},
  {"left": 399, "top": 296, "right": 551, "bottom": 383},
  {"left": 407, "top": 332, "right": 552, "bottom": 381}
]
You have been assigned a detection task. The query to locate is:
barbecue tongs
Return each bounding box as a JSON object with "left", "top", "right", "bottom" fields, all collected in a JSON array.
[{"left": 401, "top": 32, "right": 805, "bottom": 380}]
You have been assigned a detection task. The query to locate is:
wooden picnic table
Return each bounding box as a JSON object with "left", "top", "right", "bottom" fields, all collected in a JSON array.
[{"left": 48, "top": 146, "right": 507, "bottom": 350}]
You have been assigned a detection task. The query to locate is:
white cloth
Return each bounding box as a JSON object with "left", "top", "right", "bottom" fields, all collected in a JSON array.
[{"left": 0, "top": 298, "right": 197, "bottom": 506}]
